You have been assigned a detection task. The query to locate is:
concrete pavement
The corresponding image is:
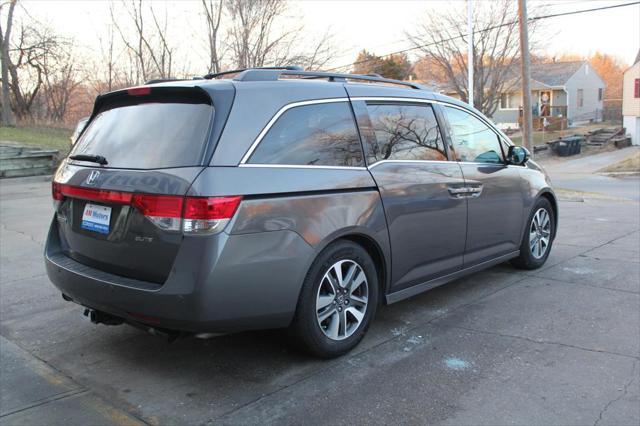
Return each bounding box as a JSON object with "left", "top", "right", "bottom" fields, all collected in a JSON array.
[{"left": 1, "top": 172, "right": 639, "bottom": 425}]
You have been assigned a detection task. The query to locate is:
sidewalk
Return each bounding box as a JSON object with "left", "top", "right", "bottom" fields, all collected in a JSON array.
[{"left": 0, "top": 336, "right": 145, "bottom": 426}]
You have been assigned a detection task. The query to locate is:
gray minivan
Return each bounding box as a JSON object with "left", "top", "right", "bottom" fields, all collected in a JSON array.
[{"left": 45, "top": 68, "right": 557, "bottom": 357}]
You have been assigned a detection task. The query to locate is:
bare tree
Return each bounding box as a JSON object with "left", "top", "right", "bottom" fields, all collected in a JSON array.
[
  {"left": 201, "top": 0, "right": 224, "bottom": 74},
  {"left": 406, "top": 0, "right": 539, "bottom": 116},
  {"left": 43, "top": 48, "right": 79, "bottom": 121},
  {"left": 4, "top": 20, "right": 67, "bottom": 120},
  {"left": 225, "top": 0, "right": 287, "bottom": 68},
  {"left": 111, "top": 0, "right": 174, "bottom": 83},
  {"left": 0, "top": 0, "right": 16, "bottom": 125},
  {"left": 223, "top": 0, "right": 334, "bottom": 70}
]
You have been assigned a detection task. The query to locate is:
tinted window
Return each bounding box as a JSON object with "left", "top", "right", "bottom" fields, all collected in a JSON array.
[
  {"left": 443, "top": 106, "right": 504, "bottom": 164},
  {"left": 248, "top": 102, "right": 363, "bottom": 167},
  {"left": 366, "top": 103, "right": 447, "bottom": 162},
  {"left": 72, "top": 92, "right": 213, "bottom": 169}
]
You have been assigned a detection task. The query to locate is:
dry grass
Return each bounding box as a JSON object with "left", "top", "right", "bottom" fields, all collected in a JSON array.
[{"left": 599, "top": 151, "right": 640, "bottom": 173}]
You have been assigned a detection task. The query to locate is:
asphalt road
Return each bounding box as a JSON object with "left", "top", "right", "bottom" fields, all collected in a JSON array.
[
  {"left": 541, "top": 147, "right": 640, "bottom": 201},
  {"left": 1, "top": 174, "right": 639, "bottom": 425}
]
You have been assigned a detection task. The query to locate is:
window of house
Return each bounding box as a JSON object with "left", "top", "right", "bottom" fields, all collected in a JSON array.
[
  {"left": 635, "top": 79, "right": 640, "bottom": 98},
  {"left": 365, "top": 103, "right": 447, "bottom": 162},
  {"left": 598, "top": 88, "right": 603, "bottom": 101},
  {"left": 248, "top": 102, "right": 364, "bottom": 167},
  {"left": 443, "top": 106, "right": 504, "bottom": 164},
  {"left": 500, "top": 93, "right": 512, "bottom": 109},
  {"left": 577, "top": 89, "right": 584, "bottom": 107}
]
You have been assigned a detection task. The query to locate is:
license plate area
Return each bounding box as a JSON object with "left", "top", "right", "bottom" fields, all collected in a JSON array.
[{"left": 81, "top": 203, "right": 112, "bottom": 234}]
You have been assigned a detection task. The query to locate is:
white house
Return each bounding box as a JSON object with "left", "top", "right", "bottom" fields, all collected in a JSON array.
[{"left": 622, "top": 51, "right": 640, "bottom": 145}]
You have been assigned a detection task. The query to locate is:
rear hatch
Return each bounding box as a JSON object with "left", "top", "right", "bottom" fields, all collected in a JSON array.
[{"left": 52, "top": 85, "right": 232, "bottom": 284}]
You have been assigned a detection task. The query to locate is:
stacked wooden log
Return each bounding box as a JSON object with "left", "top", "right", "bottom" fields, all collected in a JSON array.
[{"left": 0, "top": 144, "right": 59, "bottom": 178}]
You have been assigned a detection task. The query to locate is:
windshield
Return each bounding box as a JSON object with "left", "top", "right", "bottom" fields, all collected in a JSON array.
[{"left": 71, "top": 91, "right": 214, "bottom": 169}]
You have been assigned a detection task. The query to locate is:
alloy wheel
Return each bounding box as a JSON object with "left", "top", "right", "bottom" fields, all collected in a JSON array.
[
  {"left": 529, "top": 208, "right": 551, "bottom": 259},
  {"left": 315, "top": 259, "right": 369, "bottom": 341}
]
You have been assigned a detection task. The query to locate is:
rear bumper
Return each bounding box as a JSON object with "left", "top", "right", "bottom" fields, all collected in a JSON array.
[{"left": 45, "top": 218, "right": 314, "bottom": 333}]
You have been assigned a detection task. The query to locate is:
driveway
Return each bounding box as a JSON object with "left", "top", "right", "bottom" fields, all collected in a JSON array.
[{"left": 1, "top": 176, "right": 639, "bottom": 425}]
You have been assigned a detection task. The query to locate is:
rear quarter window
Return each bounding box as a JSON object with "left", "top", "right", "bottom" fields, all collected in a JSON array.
[
  {"left": 71, "top": 89, "right": 214, "bottom": 169},
  {"left": 247, "top": 102, "right": 364, "bottom": 167}
]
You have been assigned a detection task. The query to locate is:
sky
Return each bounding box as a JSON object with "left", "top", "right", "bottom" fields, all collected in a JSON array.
[{"left": 18, "top": 0, "right": 640, "bottom": 72}]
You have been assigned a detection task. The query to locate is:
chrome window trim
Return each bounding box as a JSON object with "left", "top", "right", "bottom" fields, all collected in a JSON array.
[
  {"left": 367, "top": 159, "right": 515, "bottom": 169},
  {"left": 238, "top": 164, "right": 367, "bottom": 171},
  {"left": 239, "top": 97, "right": 351, "bottom": 165},
  {"left": 367, "top": 159, "right": 453, "bottom": 169}
]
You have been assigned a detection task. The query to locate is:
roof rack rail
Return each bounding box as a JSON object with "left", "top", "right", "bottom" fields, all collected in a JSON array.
[
  {"left": 233, "top": 69, "right": 424, "bottom": 90},
  {"left": 203, "top": 66, "right": 303, "bottom": 80}
]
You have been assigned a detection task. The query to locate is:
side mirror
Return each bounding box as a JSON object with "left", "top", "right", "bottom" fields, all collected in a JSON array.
[{"left": 507, "top": 145, "right": 530, "bottom": 165}]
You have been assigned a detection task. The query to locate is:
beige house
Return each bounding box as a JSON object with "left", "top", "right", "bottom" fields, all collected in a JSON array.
[{"left": 622, "top": 51, "right": 640, "bottom": 145}]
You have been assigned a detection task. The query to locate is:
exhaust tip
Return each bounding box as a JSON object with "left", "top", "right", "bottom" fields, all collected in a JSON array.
[{"left": 84, "top": 309, "right": 124, "bottom": 326}]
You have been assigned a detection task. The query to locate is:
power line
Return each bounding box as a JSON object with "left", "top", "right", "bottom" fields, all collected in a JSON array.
[{"left": 325, "top": 1, "right": 640, "bottom": 72}]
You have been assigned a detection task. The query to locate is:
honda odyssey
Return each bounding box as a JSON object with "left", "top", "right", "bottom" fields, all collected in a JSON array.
[{"left": 45, "top": 67, "right": 557, "bottom": 357}]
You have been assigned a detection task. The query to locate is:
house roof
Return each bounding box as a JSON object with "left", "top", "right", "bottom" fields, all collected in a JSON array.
[
  {"left": 415, "top": 60, "right": 589, "bottom": 95},
  {"left": 529, "top": 61, "right": 584, "bottom": 87},
  {"left": 634, "top": 50, "right": 640, "bottom": 66}
]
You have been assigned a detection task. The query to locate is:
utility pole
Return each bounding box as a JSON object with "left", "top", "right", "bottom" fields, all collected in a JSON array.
[
  {"left": 467, "top": 0, "right": 474, "bottom": 108},
  {"left": 518, "top": 0, "right": 533, "bottom": 155}
]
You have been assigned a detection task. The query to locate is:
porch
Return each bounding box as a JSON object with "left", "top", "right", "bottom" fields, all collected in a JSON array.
[
  {"left": 496, "top": 88, "right": 568, "bottom": 130},
  {"left": 519, "top": 105, "right": 569, "bottom": 131}
]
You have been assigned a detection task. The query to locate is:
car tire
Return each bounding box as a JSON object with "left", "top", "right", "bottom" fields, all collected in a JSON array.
[
  {"left": 290, "top": 239, "right": 379, "bottom": 358},
  {"left": 511, "top": 197, "right": 555, "bottom": 270}
]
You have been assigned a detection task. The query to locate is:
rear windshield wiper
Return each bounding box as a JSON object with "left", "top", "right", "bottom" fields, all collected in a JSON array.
[{"left": 69, "top": 154, "right": 108, "bottom": 165}]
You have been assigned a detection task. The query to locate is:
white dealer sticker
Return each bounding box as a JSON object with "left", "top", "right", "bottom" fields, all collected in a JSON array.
[{"left": 81, "top": 203, "right": 112, "bottom": 234}]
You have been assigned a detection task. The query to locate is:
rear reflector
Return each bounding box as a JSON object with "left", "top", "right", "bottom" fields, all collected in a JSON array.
[{"left": 52, "top": 182, "right": 241, "bottom": 234}]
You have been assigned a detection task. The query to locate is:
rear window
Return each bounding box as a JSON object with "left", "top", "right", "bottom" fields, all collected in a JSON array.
[
  {"left": 248, "top": 102, "right": 364, "bottom": 167},
  {"left": 71, "top": 89, "right": 213, "bottom": 169}
]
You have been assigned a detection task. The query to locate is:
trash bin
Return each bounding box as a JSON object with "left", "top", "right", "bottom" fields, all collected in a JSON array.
[
  {"left": 552, "top": 140, "right": 571, "bottom": 156},
  {"left": 552, "top": 136, "right": 582, "bottom": 156}
]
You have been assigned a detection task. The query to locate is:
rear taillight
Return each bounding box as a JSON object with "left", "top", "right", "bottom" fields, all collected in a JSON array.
[
  {"left": 51, "top": 182, "right": 241, "bottom": 234},
  {"left": 52, "top": 182, "right": 64, "bottom": 201},
  {"left": 131, "top": 194, "right": 184, "bottom": 231},
  {"left": 183, "top": 196, "right": 242, "bottom": 235}
]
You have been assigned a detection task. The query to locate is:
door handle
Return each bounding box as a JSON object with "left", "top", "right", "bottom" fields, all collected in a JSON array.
[
  {"left": 448, "top": 185, "right": 483, "bottom": 198},
  {"left": 448, "top": 187, "right": 470, "bottom": 195},
  {"left": 466, "top": 184, "right": 483, "bottom": 198}
]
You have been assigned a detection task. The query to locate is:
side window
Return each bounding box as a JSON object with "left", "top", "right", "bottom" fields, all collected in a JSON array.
[
  {"left": 248, "top": 102, "right": 363, "bottom": 167},
  {"left": 365, "top": 103, "right": 447, "bottom": 162},
  {"left": 443, "top": 106, "right": 504, "bottom": 164},
  {"left": 577, "top": 89, "right": 584, "bottom": 107}
]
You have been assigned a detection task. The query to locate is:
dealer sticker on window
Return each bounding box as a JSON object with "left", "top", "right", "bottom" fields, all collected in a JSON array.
[{"left": 81, "top": 203, "right": 111, "bottom": 234}]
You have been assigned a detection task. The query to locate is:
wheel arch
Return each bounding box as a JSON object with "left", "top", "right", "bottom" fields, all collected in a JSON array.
[
  {"left": 303, "top": 228, "right": 391, "bottom": 307},
  {"left": 340, "top": 233, "right": 389, "bottom": 305},
  {"left": 537, "top": 189, "right": 559, "bottom": 238}
]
